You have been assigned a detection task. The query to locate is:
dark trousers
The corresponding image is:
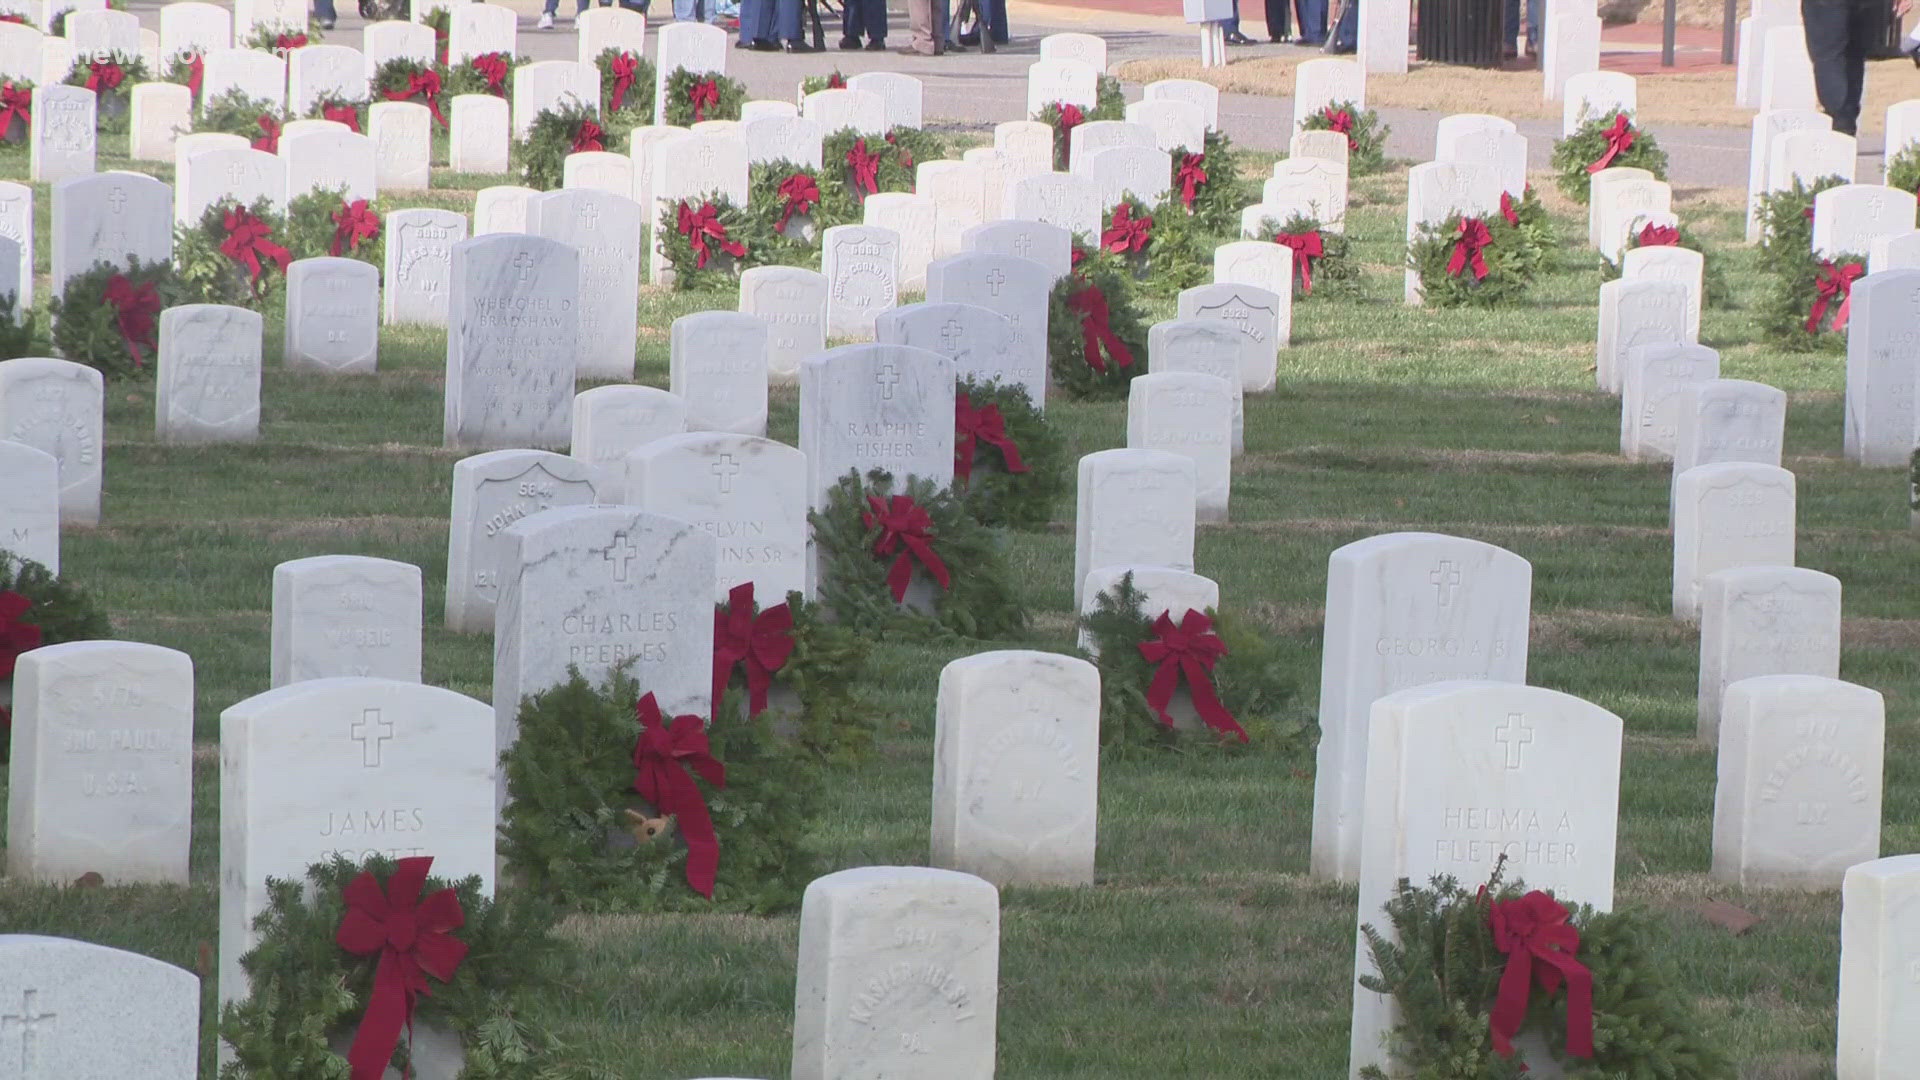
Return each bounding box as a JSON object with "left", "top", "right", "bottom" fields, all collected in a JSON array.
[
  {"left": 1264, "top": 0, "right": 1292, "bottom": 39},
  {"left": 1801, "top": 0, "right": 1881, "bottom": 134},
  {"left": 1329, "top": 0, "right": 1356, "bottom": 50},
  {"left": 740, "top": 0, "right": 801, "bottom": 42},
  {"left": 842, "top": 0, "right": 887, "bottom": 43},
  {"left": 1297, "top": 0, "right": 1326, "bottom": 42}
]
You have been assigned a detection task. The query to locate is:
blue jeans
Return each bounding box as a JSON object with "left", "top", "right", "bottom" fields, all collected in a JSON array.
[
  {"left": 841, "top": 0, "right": 885, "bottom": 42},
  {"left": 673, "top": 0, "right": 717, "bottom": 22},
  {"left": 1503, "top": 0, "right": 1541, "bottom": 50},
  {"left": 739, "top": 0, "right": 800, "bottom": 41},
  {"left": 1296, "top": 0, "right": 1326, "bottom": 42},
  {"left": 543, "top": 0, "right": 590, "bottom": 13}
]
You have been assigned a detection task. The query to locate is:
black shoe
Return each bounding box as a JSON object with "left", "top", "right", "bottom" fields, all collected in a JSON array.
[
  {"left": 865, "top": 38, "right": 887, "bottom": 49},
  {"left": 838, "top": 36, "right": 861, "bottom": 49},
  {"left": 734, "top": 38, "right": 757, "bottom": 48},
  {"left": 752, "top": 39, "right": 779, "bottom": 50},
  {"left": 784, "top": 40, "right": 819, "bottom": 52},
  {"left": 1225, "top": 31, "right": 1256, "bottom": 44},
  {"left": 945, "top": 41, "right": 968, "bottom": 51}
]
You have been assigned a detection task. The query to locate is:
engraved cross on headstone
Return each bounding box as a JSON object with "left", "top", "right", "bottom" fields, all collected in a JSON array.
[
  {"left": 1495, "top": 712, "right": 1533, "bottom": 770},
  {"left": 226, "top": 161, "right": 251, "bottom": 187},
  {"left": 106, "top": 186, "right": 127, "bottom": 213},
  {"left": 1011, "top": 231, "right": 1033, "bottom": 257},
  {"left": 350, "top": 707, "right": 393, "bottom": 767},
  {"left": 604, "top": 531, "right": 640, "bottom": 581},
  {"left": 2, "top": 988, "right": 55, "bottom": 1072},
  {"left": 512, "top": 251, "right": 535, "bottom": 282},
  {"left": 711, "top": 453, "right": 741, "bottom": 494},
  {"left": 939, "top": 318, "right": 965, "bottom": 352},
  {"left": 984, "top": 268, "right": 1007, "bottom": 296},
  {"left": 577, "top": 200, "right": 600, "bottom": 231},
  {"left": 1430, "top": 560, "right": 1462, "bottom": 607},
  {"left": 875, "top": 362, "right": 901, "bottom": 400}
]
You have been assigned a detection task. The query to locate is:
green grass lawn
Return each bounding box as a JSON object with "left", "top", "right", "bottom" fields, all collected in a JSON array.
[{"left": 0, "top": 141, "right": 1915, "bottom": 1079}]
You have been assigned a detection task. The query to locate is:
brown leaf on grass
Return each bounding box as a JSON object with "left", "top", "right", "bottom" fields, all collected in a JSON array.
[
  {"left": 72, "top": 871, "right": 103, "bottom": 888},
  {"left": 1698, "top": 900, "right": 1761, "bottom": 935}
]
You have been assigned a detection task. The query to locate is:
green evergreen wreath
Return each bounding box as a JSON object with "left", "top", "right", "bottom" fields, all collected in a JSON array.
[
  {"left": 1597, "top": 219, "right": 1730, "bottom": 308},
  {"left": 740, "top": 161, "right": 857, "bottom": 267},
  {"left": 1757, "top": 250, "right": 1861, "bottom": 353},
  {"left": 1078, "top": 572, "right": 1300, "bottom": 755},
  {"left": 1299, "top": 100, "right": 1389, "bottom": 176},
  {"left": 372, "top": 57, "right": 447, "bottom": 127},
  {"left": 1256, "top": 212, "right": 1359, "bottom": 299},
  {"left": 217, "top": 855, "right": 609, "bottom": 1080},
  {"left": 1357, "top": 867, "right": 1733, "bottom": 1079},
  {"left": 444, "top": 52, "right": 517, "bottom": 99},
  {"left": 284, "top": 187, "right": 385, "bottom": 269},
  {"left": 0, "top": 292, "right": 45, "bottom": 359},
  {"left": 662, "top": 67, "right": 746, "bottom": 126},
  {"left": 196, "top": 88, "right": 284, "bottom": 144},
  {"left": 47, "top": 256, "right": 183, "bottom": 379},
  {"left": 1499, "top": 185, "right": 1555, "bottom": 280},
  {"left": 304, "top": 94, "right": 366, "bottom": 133},
  {"left": 799, "top": 70, "right": 847, "bottom": 96},
  {"left": 823, "top": 128, "right": 917, "bottom": 203},
  {"left": 163, "top": 54, "right": 201, "bottom": 107},
  {"left": 1167, "top": 129, "right": 1251, "bottom": 236},
  {"left": 0, "top": 552, "right": 113, "bottom": 764},
  {"left": 498, "top": 668, "right": 823, "bottom": 913},
  {"left": 810, "top": 469, "right": 1029, "bottom": 639},
  {"left": 593, "top": 46, "right": 655, "bottom": 137},
  {"left": 519, "top": 100, "right": 600, "bottom": 191},
  {"left": 1550, "top": 112, "right": 1669, "bottom": 205},
  {"left": 63, "top": 53, "right": 146, "bottom": 137},
  {"left": 0, "top": 78, "right": 32, "bottom": 150},
  {"left": 1094, "top": 74, "right": 1126, "bottom": 121},
  {"left": 955, "top": 376, "right": 1066, "bottom": 530},
  {"left": 242, "top": 26, "right": 320, "bottom": 52},
  {"left": 882, "top": 125, "right": 947, "bottom": 172},
  {"left": 657, "top": 192, "right": 756, "bottom": 291},
  {"left": 1034, "top": 101, "right": 1082, "bottom": 171},
  {"left": 1408, "top": 211, "right": 1539, "bottom": 309},
  {"left": 1888, "top": 144, "right": 1920, "bottom": 196},
  {"left": 1101, "top": 194, "right": 1208, "bottom": 296},
  {"left": 715, "top": 589, "right": 876, "bottom": 765},
  {"left": 1049, "top": 246, "right": 1151, "bottom": 400},
  {"left": 1755, "top": 174, "right": 1846, "bottom": 276},
  {"left": 424, "top": 7, "right": 452, "bottom": 64},
  {"left": 174, "top": 197, "right": 293, "bottom": 311}
]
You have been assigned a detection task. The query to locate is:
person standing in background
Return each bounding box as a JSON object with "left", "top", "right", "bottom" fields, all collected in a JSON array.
[
  {"left": 1504, "top": 0, "right": 1540, "bottom": 60},
  {"left": 1802, "top": 0, "right": 1896, "bottom": 134},
  {"left": 312, "top": 0, "right": 336, "bottom": 30},
  {"left": 901, "top": 0, "right": 941, "bottom": 54},
  {"left": 738, "top": 0, "right": 814, "bottom": 50},
  {"left": 1263, "top": 0, "right": 1293, "bottom": 43},
  {"left": 955, "top": 0, "right": 1009, "bottom": 45},
  {"left": 1295, "top": 0, "right": 1327, "bottom": 44},
  {"left": 841, "top": 0, "right": 888, "bottom": 49},
  {"left": 673, "top": 0, "right": 720, "bottom": 28},
  {"left": 537, "top": 0, "right": 590, "bottom": 28},
  {"left": 1222, "top": 0, "right": 1256, "bottom": 44}
]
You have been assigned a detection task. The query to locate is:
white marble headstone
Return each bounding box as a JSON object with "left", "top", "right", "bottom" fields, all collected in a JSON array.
[
  {"left": 0, "top": 357, "right": 101, "bottom": 525},
  {"left": 443, "top": 233, "right": 578, "bottom": 450},
  {"left": 1671, "top": 462, "right": 1797, "bottom": 620},
  {"left": 444, "top": 448, "right": 600, "bottom": 633},
  {"left": 669, "top": 310, "right": 770, "bottom": 437},
  {"left": 156, "top": 303, "right": 261, "bottom": 444},
  {"left": 738, "top": 265, "right": 827, "bottom": 386},
  {"left": 271, "top": 555, "right": 423, "bottom": 687},
  {"left": 1697, "top": 566, "right": 1841, "bottom": 742},
  {"left": 625, "top": 431, "right": 807, "bottom": 604},
  {"left": 0, "top": 935, "right": 198, "bottom": 1076}
]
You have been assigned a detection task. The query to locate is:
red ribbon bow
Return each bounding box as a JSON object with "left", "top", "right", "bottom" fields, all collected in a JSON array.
[
  {"left": 608, "top": 51, "right": 638, "bottom": 112},
  {"left": 0, "top": 81, "right": 30, "bottom": 138},
  {"left": 1323, "top": 106, "right": 1356, "bottom": 150},
  {"left": 1586, "top": 113, "right": 1635, "bottom": 174},
  {"left": 334, "top": 857, "right": 469, "bottom": 1080},
  {"left": 1499, "top": 190, "right": 1520, "bottom": 227},
  {"left": 330, "top": 199, "right": 381, "bottom": 257},
  {"left": 1055, "top": 101, "right": 1084, "bottom": 165},
  {"left": 1273, "top": 229, "right": 1324, "bottom": 294},
  {"left": 276, "top": 32, "right": 308, "bottom": 51},
  {"left": 688, "top": 77, "right": 719, "bottom": 122},
  {"left": 1447, "top": 218, "right": 1492, "bottom": 281},
  {"left": 846, "top": 138, "right": 881, "bottom": 196},
  {"left": 1488, "top": 890, "right": 1595, "bottom": 1060},
  {"left": 1807, "top": 259, "right": 1864, "bottom": 334},
  {"left": 185, "top": 53, "right": 204, "bottom": 99},
  {"left": 1176, "top": 153, "right": 1207, "bottom": 209},
  {"left": 954, "top": 393, "right": 1030, "bottom": 484},
  {"left": 1067, "top": 282, "right": 1133, "bottom": 374},
  {"left": 675, "top": 201, "right": 746, "bottom": 269},
  {"left": 219, "top": 205, "right": 292, "bottom": 289},
  {"left": 862, "top": 494, "right": 951, "bottom": 603},
  {"left": 1102, "top": 202, "right": 1153, "bottom": 255},
  {"left": 633, "top": 693, "right": 727, "bottom": 897},
  {"left": 572, "top": 118, "right": 604, "bottom": 152},
  {"left": 473, "top": 52, "right": 508, "bottom": 95},
  {"left": 827, "top": 71, "right": 847, "bottom": 88},
  {"left": 384, "top": 69, "right": 446, "bottom": 127},
  {"left": 1637, "top": 222, "right": 1680, "bottom": 246},
  {"left": 0, "top": 13, "right": 24, "bottom": 22},
  {"left": 0, "top": 591, "right": 42, "bottom": 679},
  {"left": 251, "top": 113, "right": 280, "bottom": 153},
  {"left": 1137, "top": 609, "right": 1246, "bottom": 742},
  {"left": 84, "top": 60, "right": 124, "bottom": 92},
  {"left": 775, "top": 172, "right": 819, "bottom": 233},
  {"left": 711, "top": 582, "right": 795, "bottom": 717},
  {"left": 322, "top": 102, "right": 361, "bottom": 133},
  {"left": 103, "top": 274, "right": 159, "bottom": 369}
]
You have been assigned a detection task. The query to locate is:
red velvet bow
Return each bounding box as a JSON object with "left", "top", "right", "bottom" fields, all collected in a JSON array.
[
  {"left": 1137, "top": 609, "right": 1245, "bottom": 741},
  {"left": 384, "top": 70, "right": 446, "bottom": 127},
  {"left": 186, "top": 53, "right": 204, "bottom": 100},
  {"left": 1067, "top": 281, "right": 1133, "bottom": 374},
  {"left": 251, "top": 113, "right": 280, "bottom": 153},
  {"left": 846, "top": 138, "right": 881, "bottom": 196},
  {"left": 432, "top": 20, "right": 449, "bottom": 65},
  {"left": 1499, "top": 190, "right": 1520, "bottom": 227},
  {"left": 1488, "top": 890, "right": 1595, "bottom": 1060},
  {"left": 1055, "top": 101, "right": 1084, "bottom": 165},
  {"left": 1807, "top": 259, "right": 1864, "bottom": 333},
  {"left": 688, "top": 77, "right": 719, "bottom": 122},
  {"left": 0, "top": 591, "right": 42, "bottom": 679},
  {"left": 322, "top": 102, "right": 361, "bottom": 132},
  {"left": 1102, "top": 202, "right": 1153, "bottom": 255},
  {"left": 104, "top": 274, "right": 159, "bottom": 369},
  {"left": 330, "top": 199, "right": 381, "bottom": 257},
  {"left": 1273, "top": 229, "right": 1323, "bottom": 294},
  {"left": 775, "top": 172, "right": 819, "bottom": 233},
  {"left": 711, "top": 581, "right": 795, "bottom": 717},
  {"left": 862, "top": 494, "right": 951, "bottom": 603},
  {"left": 84, "top": 60, "right": 124, "bottom": 92},
  {"left": 1637, "top": 222, "right": 1680, "bottom": 246},
  {"left": 0, "top": 81, "right": 29, "bottom": 139},
  {"left": 675, "top": 200, "right": 746, "bottom": 269},
  {"left": 1323, "top": 106, "right": 1356, "bottom": 149},
  {"left": 0, "top": 13, "right": 24, "bottom": 22},
  {"left": 334, "top": 857, "right": 468, "bottom": 1080},
  {"left": 572, "top": 119, "right": 604, "bottom": 152},
  {"left": 633, "top": 693, "right": 726, "bottom": 897},
  {"left": 219, "top": 205, "right": 292, "bottom": 289},
  {"left": 276, "top": 32, "right": 308, "bottom": 51},
  {"left": 607, "top": 51, "right": 638, "bottom": 112},
  {"left": 1586, "top": 112, "right": 1635, "bottom": 174},
  {"left": 1447, "top": 218, "right": 1492, "bottom": 280},
  {"left": 954, "top": 393, "right": 1030, "bottom": 484},
  {"left": 1176, "top": 152, "right": 1207, "bottom": 209},
  {"left": 827, "top": 71, "right": 847, "bottom": 88},
  {"left": 473, "top": 52, "right": 508, "bottom": 96}
]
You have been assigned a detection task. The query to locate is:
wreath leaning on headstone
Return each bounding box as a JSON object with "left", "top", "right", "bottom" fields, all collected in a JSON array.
[
  {"left": 1754, "top": 174, "right": 1846, "bottom": 276},
  {"left": 284, "top": 187, "right": 384, "bottom": 269},
  {"left": 519, "top": 100, "right": 604, "bottom": 191},
  {"left": 1299, "top": 100, "right": 1390, "bottom": 176},
  {"left": 0, "top": 553, "right": 112, "bottom": 763},
  {"left": 0, "top": 78, "right": 32, "bottom": 151},
  {"left": 1034, "top": 100, "right": 1085, "bottom": 171},
  {"left": 373, "top": 57, "right": 448, "bottom": 129},
  {"left": 657, "top": 192, "right": 756, "bottom": 291},
  {"left": 196, "top": 88, "right": 286, "bottom": 149},
  {"left": 303, "top": 93, "right": 365, "bottom": 133},
  {"left": 1167, "top": 129, "right": 1251, "bottom": 236},
  {"left": 1408, "top": 210, "right": 1540, "bottom": 309},
  {"left": 174, "top": 197, "right": 294, "bottom": 311},
  {"left": 1754, "top": 175, "right": 1856, "bottom": 352},
  {"left": 1078, "top": 572, "right": 1300, "bottom": 754},
  {"left": 822, "top": 128, "right": 917, "bottom": 205},
  {"left": 1048, "top": 246, "right": 1151, "bottom": 401},
  {"left": 1888, "top": 144, "right": 1920, "bottom": 196},
  {"left": 740, "top": 160, "right": 857, "bottom": 267},
  {"left": 242, "top": 27, "right": 319, "bottom": 53},
  {"left": 953, "top": 376, "right": 1066, "bottom": 530},
  {"left": 1098, "top": 194, "right": 1208, "bottom": 297},
  {"left": 217, "top": 854, "right": 610, "bottom": 1080},
  {"left": 47, "top": 256, "right": 182, "bottom": 378},
  {"left": 1258, "top": 212, "right": 1358, "bottom": 299},
  {"left": 798, "top": 69, "right": 847, "bottom": 97},
  {"left": 1094, "top": 74, "right": 1126, "bottom": 120},
  {"left": 163, "top": 51, "right": 204, "bottom": 107},
  {"left": 662, "top": 67, "right": 746, "bottom": 126},
  {"left": 1551, "top": 111, "right": 1669, "bottom": 205},
  {"left": 444, "top": 51, "right": 516, "bottom": 99},
  {"left": 594, "top": 46, "right": 655, "bottom": 137},
  {"left": 810, "top": 469, "right": 1030, "bottom": 640},
  {"left": 1358, "top": 865, "right": 1733, "bottom": 1079},
  {"left": 0, "top": 291, "right": 45, "bottom": 359},
  {"left": 498, "top": 668, "right": 825, "bottom": 913},
  {"left": 1598, "top": 218, "right": 1729, "bottom": 307},
  {"left": 712, "top": 582, "right": 875, "bottom": 764},
  {"left": 63, "top": 53, "right": 147, "bottom": 137}
]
